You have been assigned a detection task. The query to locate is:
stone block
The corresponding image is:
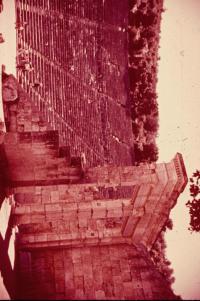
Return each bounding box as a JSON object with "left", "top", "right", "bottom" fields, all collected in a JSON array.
[
  {"left": 4, "top": 132, "right": 18, "bottom": 144},
  {"left": 137, "top": 184, "right": 152, "bottom": 197},
  {"left": 78, "top": 209, "right": 92, "bottom": 219},
  {"left": 59, "top": 233, "right": 72, "bottom": 241},
  {"left": 96, "top": 219, "right": 105, "bottom": 230},
  {"left": 123, "top": 282, "right": 134, "bottom": 299},
  {"left": 85, "top": 230, "right": 99, "bottom": 239},
  {"left": 62, "top": 203, "right": 77, "bottom": 212},
  {"left": 54, "top": 259, "right": 64, "bottom": 269},
  {"left": 52, "top": 220, "right": 70, "bottom": 233},
  {"left": 32, "top": 124, "right": 39, "bottom": 131},
  {"left": 93, "top": 266, "right": 103, "bottom": 290},
  {"left": 50, "top": 190, "right": 60, "bottom": 202},
  {"left": 45, "top": 203, "right": 62, "bottom": 212},
  {"left": 120, "top": 259, "right": 130, "bottom": 272},
  {"left": 87, "top": 219, "right": 97, "bottom": 231},
  {"left": 34, "top": 233, "right": 48, "bottom": 242},
  {"left": 14, "top": 214, "right": 31, "bottom": 224},
  {"left": 78, "top": 202, "right": 92, "bottom": 210},
  {"left": 106, "top": 199, "right": 122, "bottom": 208},
  {"left": 132, "top": 207, "right": 145, "bottom": 217},
  {"left": 142, "top": 280, "right": 153, "bottom": 299},
  {"left": 47, "top": 233, "right": 60, "bottom": 241},
  {"left": 95, "top": 290, "right": 106, "bottom": 300},
  {"left": 92, "top": 200, "right": 107, "bottom": 213},
  {"left": 134, "top": 288, "right": 145, "bottom": 299},
  {"left": 113, "top": 283, "right": 124, "bottom": 299},
  {"left": 31, "top": 213, "right": 45, "bottom": 223},
  {"left": 133, "top": 280, "right": 143, "bottom": 290},
  {"left": 18, "top": 132, "right": 32, "bottom": 143},
  {"left": 103, "top": 228, "right": 113, "bottom": 238},
  {"left": 33, "top": 195, "right": 42, "bottom": 203},
  {"left": 107, "top": 208, "right": 123, "bottom": 218},
  {"left": 111, "top": 263, "right": 121, "bottom": 276},
  {"left": 122, "top": 271, "right": 132, "bottom": 282},
  {"left": 73, "top": 263, "right": 83, "bottom": 276},
  {"left": 122, "top": 216, "right": 139, "bottom": 237},
  {"left": 34, "top": 171, "right": 47, "bottom": 180},
  {"left": 102, "top": 266, "right": 112, "bottom": 282},
  {"left": 32, "top": 146, "right": 47, "bottom": 155},
  {"left": 122, "top": 198, "right": 132, "bottom": 207},
  {"left": 92, "top": 209, "right": 107, "bottom": 219},
  {"left": 41, "top": 191, "right": 51, "bottom": 203},
  {"left": 151, "top": 174, "right": 158, "bottom": 183},
  {"left": 14, "top": 205, "right": 31, "bottom": 214},
  {"left": 63, "top": 211, "right": 78, "bottom": 219},
  {"left": 122, "top": 205, "right": 133, "bottom": 218},
  {"left": 85, "top": 287, "right": 95, "bottom": 299},
  {"left": 75, "top": 289, "right": 85, "bottom": 300},
  {"left": 84, "top": 191, "right": 94, "bottom": 201},
  {"left": 14, "top": 193, "right": 25, "bottom": 203},
  {"left": 66, "top": 289, "right": 77, "bottom": 299},
  {"left": 133, "top": 195, "right": 148, "bottom": 208},
  {"left": 19, "top": 234, "right": 35, "bottom": 244},
  {"left": 71, "top": 232, "right": 81, "bottom": 240},
  {"left": 46, "top": 212, "right": 62, "bottom": 221},
  {"left": 69, "top": 221, "right": 79, "bottom": 232},
  {"left": 31, "top": 204, "right": 45, "bottom": 213},
  {"left": 78, "top": 218, "right": 88, "bottom": 228},
  {"left": 71, "top": 249, "right": 81, "bottom": 263},
  {"left": 55, "top": 280, "right": 65, "bottom": 293}
]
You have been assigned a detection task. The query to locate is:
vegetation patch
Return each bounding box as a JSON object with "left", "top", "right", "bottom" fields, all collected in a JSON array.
[{"left": 128, "top": 0, "right": 164, "bottom": 163}]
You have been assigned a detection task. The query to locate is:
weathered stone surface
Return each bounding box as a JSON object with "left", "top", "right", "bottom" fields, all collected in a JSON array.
[
  {"left": 0, "top": 1, "right": 188, "bottom": 300},
  {"left": 14, "top": 244, "right": 179, "bottom": 300},
  {"left": 1, "top": 75, "right": 187, "bottom": 297},
  {"left": 1, "top": 82, "right": 187, "bottom": 299},
  {"left": 8, "top": 116, "right": 187, "bottom": 299}
]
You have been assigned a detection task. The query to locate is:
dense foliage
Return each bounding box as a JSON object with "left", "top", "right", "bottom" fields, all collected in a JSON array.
[
  {"left": 128, "top": 1, "right": 179, "bottom": 294},
  {"left": 150, "top": 219, "right": 177, "bottom": 286},
  {"left": 128, "top": 0, "right": 163, "bottom": 163},
  {"left": 186, "top": 170, "right": 200, "bottom": 232},
  {"left": 134, "top": 142, "right": 158, "bottom": 162}
]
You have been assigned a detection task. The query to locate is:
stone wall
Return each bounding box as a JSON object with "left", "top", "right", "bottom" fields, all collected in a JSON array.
[
  {"left": 15, "top": 244, "right": 177, "bottom": 300},
  {"left": 11, "top": 154, "right": 187, "bottom": 252}
]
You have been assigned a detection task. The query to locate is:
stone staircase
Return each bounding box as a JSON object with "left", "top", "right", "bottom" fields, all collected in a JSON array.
[{"left": 2, "top": 74, "right": 84, "bottom": 187}]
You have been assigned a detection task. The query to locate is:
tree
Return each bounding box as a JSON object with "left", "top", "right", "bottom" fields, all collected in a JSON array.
[
  {"left": 134, "top": 143, "right": 158, "bottom": 163},
  {"left": 163, "top": 218, "right": 173, "bottom": 231},
  {"left": 137, "top": 98, "right": 158, "bottom": 116},
  {"left": 143, "top": 115, "right": 159, "bottom": 133},
  {"left": 143, "top": 143, "right": 158, "bottom": 162},
  {"left": 186, "top": 170, "right": 200, "bottom": 232}
]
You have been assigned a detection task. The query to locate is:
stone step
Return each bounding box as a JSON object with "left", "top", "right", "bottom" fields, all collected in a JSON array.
[
  {"left": 70, "top": 156, "right": 82, "bottom": 168},
  {"left": 58, "top": 146, "right": 70, "bottom": 158}
]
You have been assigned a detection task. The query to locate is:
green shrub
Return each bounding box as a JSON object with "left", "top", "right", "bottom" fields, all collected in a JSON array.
[
  {"left": 144, "top": 116, "right": 159, "bottom": 132},
  {"left": 135, "top": 143, "right": 158, "bottom": 163}
]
